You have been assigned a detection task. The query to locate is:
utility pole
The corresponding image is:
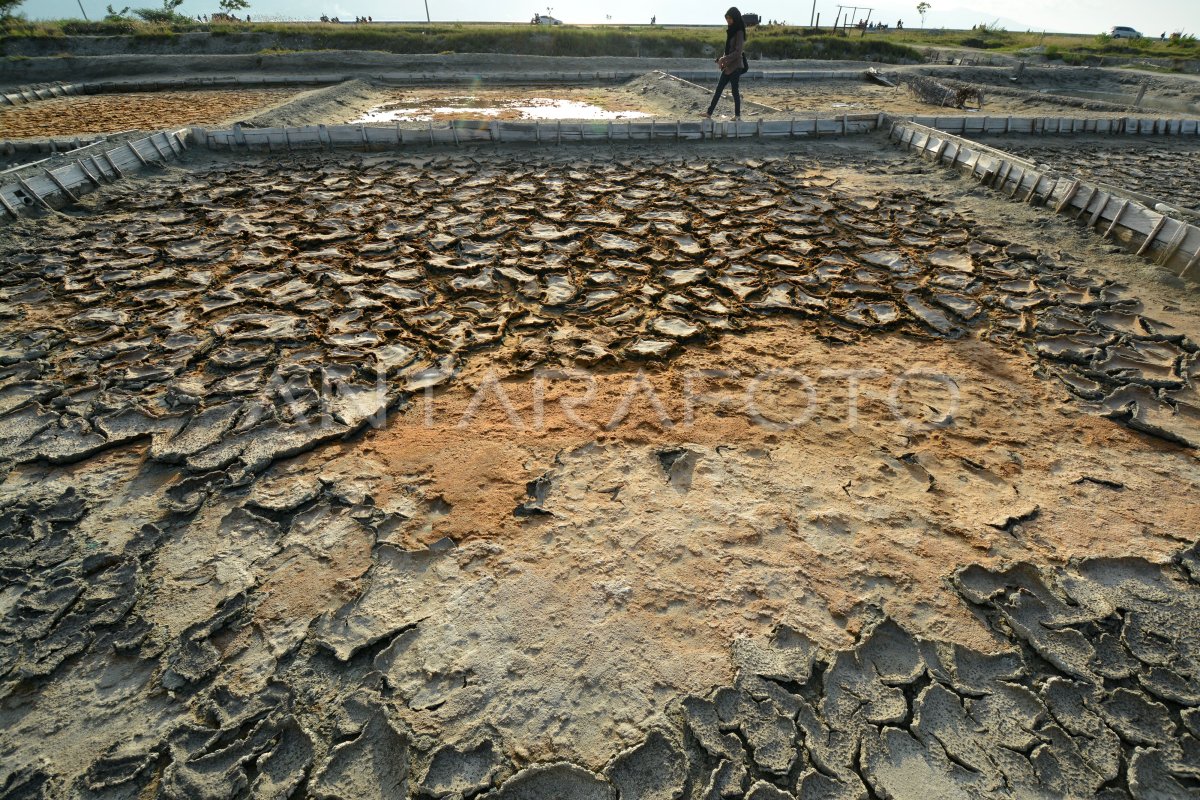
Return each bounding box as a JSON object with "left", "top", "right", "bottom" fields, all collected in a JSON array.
[
  {"left": 76, "top": 0, "right": 90, "bottom": 19},
  {"left": 424, "top": 0, "right": 430, "bottom": 22},
  {"left": 810, "top": 0, "right": 816, "bottom": 27}
]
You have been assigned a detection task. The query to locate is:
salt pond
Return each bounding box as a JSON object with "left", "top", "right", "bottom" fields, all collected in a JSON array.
[{"left": 352, "top": 96, "right": 652, "bottom": 123}]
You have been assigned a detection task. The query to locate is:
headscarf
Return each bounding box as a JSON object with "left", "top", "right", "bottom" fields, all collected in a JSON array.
[{"left": 725, "top": 6, "right": 746, "bottom": 32}]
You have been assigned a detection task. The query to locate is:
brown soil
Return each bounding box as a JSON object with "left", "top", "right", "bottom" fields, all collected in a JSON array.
[
  {"left": 0, "top": 88, "right": 298, "bottom": 137},
  {"left": 362, "top": 319, "right": 1197, "bottom": 654}
]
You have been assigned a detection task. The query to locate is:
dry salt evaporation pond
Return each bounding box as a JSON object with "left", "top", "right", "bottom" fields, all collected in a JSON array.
[
  {"left": 1, "top": 69, "right": 1200, "bottom": 800},
  {"left": 0, "top": 88, "right": 302, "bottom": 138}
]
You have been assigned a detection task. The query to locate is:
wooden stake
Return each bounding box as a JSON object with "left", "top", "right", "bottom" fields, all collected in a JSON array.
[
  {"left": 992, "top": 160, "right": 1012, "bottom": 189},
  {"left": 1008, "top": 168, "right": 1025, "bottom": 199},
  {"left": 1073, "top": 186, "right": 1095, "bottom": 219},
  {"left": 1136, "top": 215, "right": 1169, "bottom": 256},
  {"left": 126, "top": 140, "right": 150, "bottom": 166},
  {"left": 1180, "top": 249, "right": 1200, "bottom": 279},
  {"left": 1087, "top": 193, "right": 1110, "bottom": 229},
  {"left": 1054, "top": 179, "right": 1081, "bottom": 213},
  {"left": 1022, "top": 175, "right": 1042, "bottom": 203},
  {"left": 75, "top": 159, "right": 102, "bottom": 188},
  {"left": 89, "top": 154, "right": 112, "bottom": 182},
  {"left": 43, "top": 169, "right": 80, "bottom": 204},
  {"left": 145, "top": 135, "right": 169, "bottom": 162},
  {"left": 1157, "top": 225, "right": 1189, "bottom": 266},
  {"left": 101, "top": 149, "right": 125, "bottom": 179},
  {"left": 0, "top": 192, "right": 20, "bottom": 219},
  {"left": 1103, "top": 199, "right": 1131, "bottom": 238},
  {"left": 16, "top": 175, "right": 53, "bottom": 212}
]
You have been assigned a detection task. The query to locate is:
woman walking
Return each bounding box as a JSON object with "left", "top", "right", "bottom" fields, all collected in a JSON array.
[{"left": 702, "top": 7, "right": 747, "bottom": 120}]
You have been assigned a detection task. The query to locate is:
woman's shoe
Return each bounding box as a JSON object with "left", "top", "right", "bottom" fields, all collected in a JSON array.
[
  {"left": 734, "top": 115, "right": 742, "bottom": 121},
  {"left": 701, "top": 112, "right": 712, "bottom": 119}
]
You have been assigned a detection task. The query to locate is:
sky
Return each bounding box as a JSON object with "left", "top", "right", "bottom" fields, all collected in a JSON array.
[{"left": 25, "top": 0, "right": 1200, "bottom": 37}]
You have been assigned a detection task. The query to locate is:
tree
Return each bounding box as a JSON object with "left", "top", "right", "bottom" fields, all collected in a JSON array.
[
  {"left": 218, "top": 0, "right": 250, "bottom": 13},
  {"left": 0, "top": 0, "right": 24, "bottom": 19},
  {"left": 133, "top": 0, "right": 188, "bottom": 23},
  {"left": 916, "top": 2, "right": 929, "bottom": 27}
]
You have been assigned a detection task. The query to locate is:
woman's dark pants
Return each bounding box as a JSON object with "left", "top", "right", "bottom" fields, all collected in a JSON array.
[{"left": 706, "top": 72, "right": 741, "bottom": 117}]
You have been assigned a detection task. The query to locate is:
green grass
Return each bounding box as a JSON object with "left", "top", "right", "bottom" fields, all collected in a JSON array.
[
  {"left": 878, "top": 26, "right": 1200, "bottom": 60},
  {"left": 0, "top": 19, "right": 923, "bottom": 62},
  {"left": 2, "top": 18, "right": 1196, "bottom": 63}
]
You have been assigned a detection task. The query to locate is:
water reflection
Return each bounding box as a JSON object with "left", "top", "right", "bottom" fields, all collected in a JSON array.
[{"left": 352, "top": 96, "right": 652, "bottom": 123}]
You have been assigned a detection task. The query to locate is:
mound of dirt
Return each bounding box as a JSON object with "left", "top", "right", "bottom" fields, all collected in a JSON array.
[
  {"left": 238, "top": 78, "right": 384, "bottom": 128},
  {"left": 623, "top": 70, "right": 781, "bottom": 118}
]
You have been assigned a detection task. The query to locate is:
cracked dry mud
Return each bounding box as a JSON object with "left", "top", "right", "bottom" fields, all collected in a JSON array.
[{"left": 1, "top": 139, "right": 1199, "bottom": 798}]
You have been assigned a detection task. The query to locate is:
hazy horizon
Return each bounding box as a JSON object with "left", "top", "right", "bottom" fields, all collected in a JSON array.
[{"left": 22, "top": 0, "right": 1200, "bottom": 38}]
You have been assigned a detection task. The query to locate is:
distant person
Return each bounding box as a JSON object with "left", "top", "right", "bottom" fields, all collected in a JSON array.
[
  {"left": 651, "top": 15, "right": 656, "bottom": 24},
  {"left": 1161, "top": 31, "right": 1166, "bottom": 40},
  {"left": 702, "top": 6, "right": 747, "bottom": 121},
  {"left": 897, "top": 18, "right": 903, "bottom": 28}
]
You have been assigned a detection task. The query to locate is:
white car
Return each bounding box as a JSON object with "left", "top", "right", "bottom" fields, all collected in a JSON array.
[{"left": 1110, "top": 26, "right": 1142, "bottom": 38}]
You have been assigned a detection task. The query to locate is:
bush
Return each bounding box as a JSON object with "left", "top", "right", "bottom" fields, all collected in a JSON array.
[{"left": 131, "top": 8, "right": 191, "bottom": 24}]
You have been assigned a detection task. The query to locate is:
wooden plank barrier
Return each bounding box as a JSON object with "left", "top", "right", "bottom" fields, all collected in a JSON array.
[
  {"left": 0, "top": 81, "right": 83, "bottom": 107},
  {"left": 888, "top": 119, "right": 1200, "bottom": 278},
  {"left": 0, "top": 129, "right": 188, "bottom": 221},
  {"left": 192, "top": 115, "right": 882, "bottom": 152},
  {"left": 905, "top": 115, "right": 1200, "bottom": 137}
]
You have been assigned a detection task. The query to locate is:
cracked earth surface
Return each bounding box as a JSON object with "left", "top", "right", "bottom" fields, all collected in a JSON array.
[{"left": 0, "top": 138, "right": 1198, "bottom": 798}]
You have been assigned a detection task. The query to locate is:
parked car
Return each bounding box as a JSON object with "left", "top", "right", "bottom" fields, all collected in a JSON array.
[{"left": 1109, "top": 26, "right": 1142, "bottom": 38}]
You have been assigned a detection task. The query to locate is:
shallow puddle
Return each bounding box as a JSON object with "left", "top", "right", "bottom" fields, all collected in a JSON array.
[{"left": 352, "top": 96, "right": 652, "bottom": 123}]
